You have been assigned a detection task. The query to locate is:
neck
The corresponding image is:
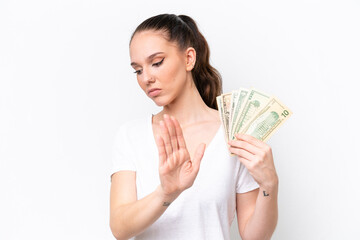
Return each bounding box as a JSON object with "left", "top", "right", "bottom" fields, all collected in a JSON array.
[{"left": 159, "top": 77, "right": 214, "bottom": 127}]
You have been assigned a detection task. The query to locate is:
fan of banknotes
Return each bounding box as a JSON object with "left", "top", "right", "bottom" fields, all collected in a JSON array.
[{"left": 216, "top": 87, "right": 293, "bottom": 144}]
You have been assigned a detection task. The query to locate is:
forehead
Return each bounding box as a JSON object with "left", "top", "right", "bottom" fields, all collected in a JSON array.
[{"left": 129, "top": 30, "right": 179, "bottom": 62}]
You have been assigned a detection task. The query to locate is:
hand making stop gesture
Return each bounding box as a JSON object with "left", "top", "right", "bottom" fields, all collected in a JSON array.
[{"left": 155, "top": 114, "right": 206, "bottom": 202}]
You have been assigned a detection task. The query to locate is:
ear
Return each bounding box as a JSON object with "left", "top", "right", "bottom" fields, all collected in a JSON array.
[{"left": 185, "top": 47, "right": 196, "bottom": 71}]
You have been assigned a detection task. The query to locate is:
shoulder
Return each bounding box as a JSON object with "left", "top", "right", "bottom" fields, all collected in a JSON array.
[
  {"left": 114, "top": 115, "right": 150, "bottom": 142},
  {"left": 118, "top": 115, "right": 148, "bottom": 130}
]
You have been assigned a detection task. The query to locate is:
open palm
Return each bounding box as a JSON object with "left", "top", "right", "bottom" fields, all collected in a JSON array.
[{"left": 155, "top": 114, "right": 206, "bottom": 199}]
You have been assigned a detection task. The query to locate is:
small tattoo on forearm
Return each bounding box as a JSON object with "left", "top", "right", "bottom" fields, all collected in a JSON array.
[
  {"left": 163, "top": 202, "right": 171, "bottom": 206},
  {"left": 263, "top": 191, "right": 270, "bottom": 197}
]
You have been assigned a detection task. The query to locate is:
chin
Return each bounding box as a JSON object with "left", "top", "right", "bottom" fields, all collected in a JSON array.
[
  {"left": 153, "top": 101, "right": 165, "bottom": 107},
  {"left": 151, "top": 95, "right": 173, "bottom": 107},
  {"left": 150, "top": 97, "right": 166, "bottom": 107}
]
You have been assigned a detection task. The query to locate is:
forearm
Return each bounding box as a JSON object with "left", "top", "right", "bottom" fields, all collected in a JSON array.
[
  {"left": 110, "top": 185, "right": 179, "bottom": 240},
  {"left": 242, "top": 183, "right": 278, "bottom": 240}
]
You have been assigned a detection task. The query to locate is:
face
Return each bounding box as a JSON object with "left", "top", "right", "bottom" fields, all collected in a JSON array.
[{"left": 129, "top": 30, "right": 195, "bottom": 106}]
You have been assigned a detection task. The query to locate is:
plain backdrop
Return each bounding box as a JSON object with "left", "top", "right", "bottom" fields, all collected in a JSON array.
[{"left": 1, "top": 0, "right": 359, "bottom": 239}]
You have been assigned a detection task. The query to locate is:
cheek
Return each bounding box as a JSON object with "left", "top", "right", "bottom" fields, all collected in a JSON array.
[
  {"left": 164, "top": 64, "right": 187, "bottom": 89},
  {"left": 172, "top": 72, "right": 188, "bottom": 94},
  {"left": 153, "top": 71, "right": 186, "bottom": 106}
]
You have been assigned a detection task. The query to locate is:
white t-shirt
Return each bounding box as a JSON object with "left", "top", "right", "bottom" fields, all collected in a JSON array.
[{"left": 110, "top": 114, "right": 259, "bottom": 240}]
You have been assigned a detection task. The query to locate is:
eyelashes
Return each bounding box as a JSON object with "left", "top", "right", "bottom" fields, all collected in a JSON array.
[
  {"left": 152, "top": 57, "right": 164, "bottom": 67},
  {"left": 133, "top": 57, "right": 165, "bottom": 75}
]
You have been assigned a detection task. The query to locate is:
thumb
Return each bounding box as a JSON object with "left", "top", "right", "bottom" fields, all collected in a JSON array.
[{"left": 192, "top": 143, "right": 206, "bottom": 170}]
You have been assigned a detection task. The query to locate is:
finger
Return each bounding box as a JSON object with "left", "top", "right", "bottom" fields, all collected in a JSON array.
[
  {"left": 229, "top": 146, "right": 256, "bottom": 161},
  {"left": 235, "top": 133, "right": 267, "bottom": 149},
  {"left": 236, "top": 155, "right": 254, "bottom": 171},
  {"left": 160, "top": 120, "right": 173, "bottom": 157},
  {"left": 164, "top": 114, "right": 179, "bottom": 152},
  {"left": 155, "top": 135, "right": 167, "bottom": 166},
  {"left": 170, "top": 115, "right": 187, "bottom": 149},
  {"left": 228, "top": 139, "right": 263, "bottom": 156}
]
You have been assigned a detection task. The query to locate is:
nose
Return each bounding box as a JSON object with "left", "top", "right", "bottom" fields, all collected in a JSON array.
[{"left": 140, "top": 68, "right": 155, "bottom": 84}]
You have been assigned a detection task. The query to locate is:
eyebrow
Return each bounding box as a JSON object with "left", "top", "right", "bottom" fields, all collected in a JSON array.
[{"left": 130, "top": 52, "right": 165, "bottom": 67}]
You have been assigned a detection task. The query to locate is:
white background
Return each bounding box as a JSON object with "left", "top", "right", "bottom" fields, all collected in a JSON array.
[{"left": 1, "top": 0, "right": 359, "bottom": 239}]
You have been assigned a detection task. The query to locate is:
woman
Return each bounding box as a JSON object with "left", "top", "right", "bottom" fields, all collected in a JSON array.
[{"left": 110, "top": 14, "right": 278, "bottom": 240}]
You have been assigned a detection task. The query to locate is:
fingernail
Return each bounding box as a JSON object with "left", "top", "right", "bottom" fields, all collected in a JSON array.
[{"left": 164, "top": 114, "right": 168, "bottom": 119}]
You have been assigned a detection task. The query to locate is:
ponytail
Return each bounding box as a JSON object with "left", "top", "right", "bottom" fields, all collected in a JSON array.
[{"left": 130, "top": 14, "right": 223, "bottom": 110}]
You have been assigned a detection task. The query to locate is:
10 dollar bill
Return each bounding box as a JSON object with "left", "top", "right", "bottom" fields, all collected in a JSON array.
[{"left": 217, "top": 87, "right": 293, "bottom": 155}]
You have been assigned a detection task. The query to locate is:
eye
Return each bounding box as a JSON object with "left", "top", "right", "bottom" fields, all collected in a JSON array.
[
  {"left": 152, "top": 57, "right": 164, "bottom": 67},
  {"left": 133, "top": 69, "right": 142, "bottom": 75}
]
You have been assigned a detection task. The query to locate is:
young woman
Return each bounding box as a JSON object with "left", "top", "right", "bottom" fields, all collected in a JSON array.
[{"left": 110, "top": 14, "right": 278, "bottom": 240}]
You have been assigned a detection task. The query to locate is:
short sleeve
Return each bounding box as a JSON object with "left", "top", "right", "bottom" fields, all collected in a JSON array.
[
  {"left": 236, "top": 162, "right": 259, "bottom": 193},
  {"left": 110, "top": 124, "right": 136, "bottom": 181}
]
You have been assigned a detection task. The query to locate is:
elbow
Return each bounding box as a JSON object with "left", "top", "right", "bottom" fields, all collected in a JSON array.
[
  {"left": 109, "top": 223, "right": 121, "bottom": 240},
  {"left": 114, "top": 235, "right": 127, "bottom": 240},
  {"left": 112, "top": 235, "right": 124, "bottom": 240},
  {"left": 110, "top": 206, "right": 134, "bottom": 240},
  {"left": 110, "top": 227, "right": 127, "bottom": 240},
  {"left": 241, "top": 235, "right": 272, "bottom": 240},
  {"left": 239, "top": 224, "right": 274, "bottom": 240},
  {"left": 110, "top": 218, "right": 130, "bottom": 240},
  {"left": 240, "top": 228, "right": 276, "bottom": 240}
]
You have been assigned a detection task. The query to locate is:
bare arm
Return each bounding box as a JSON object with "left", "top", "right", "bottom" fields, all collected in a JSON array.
[
  {"left": 236, "top": 184, "right": 278, "bottom": 240},
  {"left": 110, "top": 114, "right": 206, "bottom": 240},
  {"left": 229, "top": 133, "right": 279, "bottom": 240},
  {"left": 109, "top": 171, "right": 179, "bottom": 240}
]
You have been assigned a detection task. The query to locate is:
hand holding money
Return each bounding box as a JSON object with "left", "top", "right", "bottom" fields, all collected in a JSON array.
[
  {"left": 216, "top": 87, "right": 293, "bottom": 154},
  {"left": 228, "top": 133, "right": 279, "bottom": 190}
]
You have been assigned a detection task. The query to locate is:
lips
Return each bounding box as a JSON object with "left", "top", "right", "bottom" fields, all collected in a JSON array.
[{"left": 148, "top": 88, "right": 161, "bottom": 97}]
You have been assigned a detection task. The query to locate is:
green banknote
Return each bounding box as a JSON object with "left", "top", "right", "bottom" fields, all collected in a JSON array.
[
  {"left": 231, "top": 88, "right": 271, "bottom": 141},
  {"left": 229, "top": 90, "right": 240, "bottom": 132},
  {"left": 222, "top": 93, "right": 232, "bottom": 141},
  {"left": 241, "top": 97, "right": 293, "bottom": 142},
  {"left": 216, "top": 95, "right": 229, "bottom": 142},
  {"left": 229, "top": 88, "right": 249, "bottom": 141},
  {"left": 217, "top": 88, "right": 292, "bottom": 155}
]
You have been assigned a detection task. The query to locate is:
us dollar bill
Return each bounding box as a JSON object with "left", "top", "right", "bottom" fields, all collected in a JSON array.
[
  {"left": 229, "top": 88, "right": 250, "bottom": 140},
  {"left": 241, "top": 97, "right": 293, "bottom": 142},
  {"left": 222, "top": 93, "right": 232, "bottom": 141},
  {"left": 216, "top": 95, "right": 229, "bottom": 142},
  {"left": 229, "top": 90, "right": 240, "bottom": 133},
  {"left": 231, "top": 88, "right": 271, "bottom": 140}
]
